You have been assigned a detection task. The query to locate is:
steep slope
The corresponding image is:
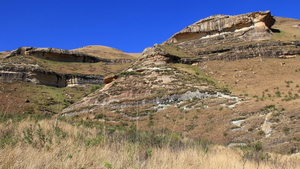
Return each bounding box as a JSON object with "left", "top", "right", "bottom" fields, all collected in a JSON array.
[
  {"left": 0, "top": 46, "right": 138, "bottom": 87},
  {"left": 0, "top": 51, "right": 10, "bottom": 59},
  {"left": 61, "top": 11, "right": 300, "bottom": 154},
  {"left": 0, "top": 45, "right": 138, "bottom": 114}
]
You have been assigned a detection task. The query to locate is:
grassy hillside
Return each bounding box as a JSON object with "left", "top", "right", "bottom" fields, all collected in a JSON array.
[
  {"left": 0, "top": 82, "right": 102, "bottom": 115},
  {"left": 1, "top": 14, "right": 300, "bottom": 166},
  {"left": 71, "top": 45, "right": 140, "bottom": 59},
  {"left": 271, "top": 17, "right": 300, "bottom": 41},
  {"left": 0, "top": 117, "right": 299, "bottom": 169},
  {"left": 0, "top": 45, "right": 139, "bottom": 115},
  {"left": 55, "top": 16, "right": 300, "bottom": 154}
]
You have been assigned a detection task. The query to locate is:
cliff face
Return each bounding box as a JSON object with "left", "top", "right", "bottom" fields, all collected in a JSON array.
[
  {"left": 164, "top": 11, "right": 275, "bottom": 43},
  {"left": 1, "top": 46, "right": 137, "bottom": 87},
  {"left": 142, "top": 12, "right": 300, "bottom": 64},
  {"left": 135, "top": 46, "right": 181, "bottom": 66},
  {"left": 5, "top": 47, "right": 108, "bottom": 63},
  {"left": 0, "top": 66, "right": 103, "bottom": 87}
]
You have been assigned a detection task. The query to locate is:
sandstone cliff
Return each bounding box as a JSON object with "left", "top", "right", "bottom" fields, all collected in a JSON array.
[
  {"left": 134, "top": 46, "right": 181, "bottom": 66},
  {"left": 0, "top": 66, "right": 103, "bottom": 87},
  {"left": 164, "top": 11, "right": 275, "bottom": 43},
  {"left": 5, "top": 47, "right": 109, "bottom": 63},
  {"left": 1, "top": 46, "right": 137, "bottom": 87},
  {"left": 141, "top": 11, "right": 300, "bottom": 64}
]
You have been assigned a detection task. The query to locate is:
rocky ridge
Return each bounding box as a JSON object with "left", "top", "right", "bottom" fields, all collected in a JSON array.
[
  {"left": 0, "top": 65, "right": 103, "bottom": 87},
  {"left": 143, "top": 12, "right": 300, "bottom": 65},
  {"left": 6, "top": 47, "right": 110, "bottom": 63},
  {"left": 0, "top": 46, "right": 138, "bottom": 87},
  {"left": 164, "top": 11, "right": 275, "bottom": 43}
]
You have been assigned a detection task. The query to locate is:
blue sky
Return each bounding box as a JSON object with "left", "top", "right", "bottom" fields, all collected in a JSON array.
[{"left": 1, "top": 0, "right": 299, "bottom": 53}]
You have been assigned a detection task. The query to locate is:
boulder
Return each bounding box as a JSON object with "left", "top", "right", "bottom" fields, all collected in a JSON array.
[{"left": 103, "top": 74, "right": 118, "bottom": 84}]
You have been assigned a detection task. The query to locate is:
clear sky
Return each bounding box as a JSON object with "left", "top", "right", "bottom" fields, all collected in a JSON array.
[{"left": 1, "top": 0, "right": 299, "bottom": 53}]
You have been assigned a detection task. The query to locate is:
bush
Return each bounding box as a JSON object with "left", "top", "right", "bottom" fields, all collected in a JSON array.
[
  {"left": 95, "top": 114, "right": 106, "bottom": 119},
  {"left": 90, "top": 85, "right": 102, "bottom": 93}
]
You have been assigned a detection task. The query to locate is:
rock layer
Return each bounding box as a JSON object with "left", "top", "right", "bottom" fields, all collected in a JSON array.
[
  {"left": 164, "top": 11, "right": 275, "bottom": 43},
  {"left": 181, "top": 40, "right": 300, "bottom": 63},
  {"left": 5, "top": 47, "right": 109, "bottom": 63},
  {"left": 0, "top": 66, "right": 103, "bottom": 87},
  {"left": 136, "top": 46, "right": 181, "bottom": 66}
]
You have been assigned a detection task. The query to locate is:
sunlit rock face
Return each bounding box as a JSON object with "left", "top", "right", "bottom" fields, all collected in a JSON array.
[
  {"left": 164, "top": 11, "right": 275, "bottom": 43},
  {"left": 0, "top": 67, "right": 103, "bottom": 87},
  {"left": 5, "top": 47, "right": 107, "bottom": 63}
]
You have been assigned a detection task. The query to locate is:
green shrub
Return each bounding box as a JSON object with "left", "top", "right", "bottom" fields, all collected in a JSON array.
[{"left": 95, "top": 114, "right": 106, "bottom": 119}]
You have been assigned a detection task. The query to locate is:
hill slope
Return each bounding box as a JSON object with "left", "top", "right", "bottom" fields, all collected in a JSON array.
[
  {"left": 0, "top": 45, "right": 139, "bottom": 114},
  {"left": 60, "top": 11, "right": 300, "bottom": 154},
  {"left": 1, "top": 11, "right": 300, "bottom": 154}
]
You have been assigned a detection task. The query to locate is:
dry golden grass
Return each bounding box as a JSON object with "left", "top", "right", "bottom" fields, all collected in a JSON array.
[
  {"left": 72, "top": 45, "right": 126, "bottom": 53},
  {"left": 0, "top": 118, "right": 299, "bottom": 169},
  {"left": 71, "top": 45, "right": 139, "bottom": 59},
  {"left": 198, "top": 57, "right": 300, "bottom": 99},
  {"left": 0, "top": 51, "right": 10, "bottom": 59},
  {"left": 0, "top": 82, "right": 98, "bottom": 114},
  {"left": 271, "top": 17, "right": 300, "bottom": 41}
]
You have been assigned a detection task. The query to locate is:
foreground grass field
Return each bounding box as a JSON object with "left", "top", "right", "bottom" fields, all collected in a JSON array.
[{"left": 0, "top": 115, "right": 299, "bottom": 169}]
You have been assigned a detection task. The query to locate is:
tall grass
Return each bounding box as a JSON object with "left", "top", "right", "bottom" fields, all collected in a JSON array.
[{"left": 0, "top": 116, "right": 299, "bottom": 169}]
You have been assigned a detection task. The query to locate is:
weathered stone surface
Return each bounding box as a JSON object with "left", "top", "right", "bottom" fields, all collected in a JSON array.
[
  {"left": 136, "top": 46, "right": 181, "bottom": 66},
  {"left": 0, "top": 66, "right": 103, "bottom": 87},
  {"left": 5, "top": 47, "right": 109, "bottom": 63},
  {"left": 164, "top": 11, "right": 275, "bottom": 43},
  {"left": 179, "top": 40, "right": 300, "bottom": 63},
  {"left": 292, "top": 24, "right": 300, "bottom": 29},
  {"left": 103, "top": 74, "right": 118, "bottom": 84}
]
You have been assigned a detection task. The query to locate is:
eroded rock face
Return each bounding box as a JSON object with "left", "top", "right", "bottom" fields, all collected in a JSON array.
[
  {"left": 164, "top": 11, "right": 275, "bottom": 43},
  {"left": 181, "top": 40, "right": 300, "bottom": 63},
  {"left": 0, "top": 66, "right": 103, "bottom": 87},
  {"left": 5, "top": 47, "right": 109, "bottom": 63},
  {"left": 103, "top": 74, "right": 118, "bottom": 84},
  {"left": 135, "top": 46, "right": 181, "bottom": 67}
]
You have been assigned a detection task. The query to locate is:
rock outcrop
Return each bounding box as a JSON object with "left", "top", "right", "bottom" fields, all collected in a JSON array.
[
  {"left": 180, "top": 40, "right": 300, "bottom": 63},
  {"left": 103, "top": 74, "right": 118, "bottom": 84},
  {"left": 1, "top": 46, "right": 138, "bottom": 87},
  {"left": 164, "top": 11, "right": 275, "bottom": 43},
  {"left": 5, "top": 47, "right": 109, "bottom": 63},
  {"left": 0, "top": 66, "right": 103, "bottom": 87},
  {"left": 133, "top": 46, "right": 181, "bottom": 67}
]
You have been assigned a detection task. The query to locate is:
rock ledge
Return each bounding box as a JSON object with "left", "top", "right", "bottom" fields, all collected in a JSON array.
[{"left": 164, "top": 11, "right": 275, "bottom": 43}]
